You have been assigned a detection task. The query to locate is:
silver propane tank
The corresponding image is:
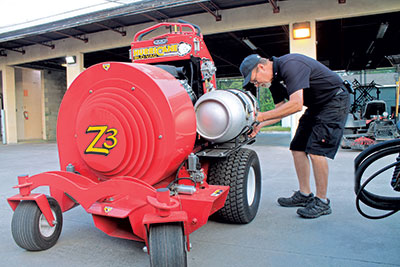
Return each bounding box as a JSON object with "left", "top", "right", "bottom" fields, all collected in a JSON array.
[{"left": 194, "top": 89, "right": 258, "bottom": 143}]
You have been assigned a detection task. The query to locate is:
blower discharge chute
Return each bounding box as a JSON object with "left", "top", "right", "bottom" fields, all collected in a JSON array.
[{"left": 7, "top": 21, "right": 261, "bottom": 266}]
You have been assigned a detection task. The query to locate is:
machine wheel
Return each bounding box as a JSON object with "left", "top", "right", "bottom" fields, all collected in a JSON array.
[
  {"left": 208, "top": 148, "right": 261, "bottom": 224},
  {"left": 11, "top": 196, "right": 63, "bottom": 251},
  {"left": 149, "top": 223, "right": 187, "bottom": 267}
]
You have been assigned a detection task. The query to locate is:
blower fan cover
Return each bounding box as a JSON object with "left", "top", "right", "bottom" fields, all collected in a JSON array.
[{"left": 57, "top": 62, "right": 196, "bottom": 185}]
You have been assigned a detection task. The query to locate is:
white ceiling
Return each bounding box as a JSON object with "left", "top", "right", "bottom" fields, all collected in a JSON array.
[{"left": 0, "top": 0, "right": 142, "bottom": 33}]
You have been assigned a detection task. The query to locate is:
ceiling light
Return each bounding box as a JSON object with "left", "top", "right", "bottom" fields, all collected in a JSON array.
[
  {"left": 376, "top": 22, "right": 389, "bottom": 39},
  {"left": 293, "top": 22, "right": 311, "bottom": 39},
  {"left": 242, "top": 38, "right": 257, "bottom": 50},
  {"left": 65, "top": 56, "right": 76, "bottom": 64}
]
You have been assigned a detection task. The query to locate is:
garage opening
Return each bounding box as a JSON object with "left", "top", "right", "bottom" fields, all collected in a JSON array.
[{"left": 317, "top": 11, "right": 400, "bottom": 121}]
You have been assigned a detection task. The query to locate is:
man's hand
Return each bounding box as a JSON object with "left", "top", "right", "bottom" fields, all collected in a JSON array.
[
  {"left": 249, "top": 117, "right": 284, "bottom": 138},
  {"left": 249, "top": 123, "right": 262, "bottom": 138}
]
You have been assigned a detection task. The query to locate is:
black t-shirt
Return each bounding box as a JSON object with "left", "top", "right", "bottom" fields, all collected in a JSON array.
[{"left": 269, "top": 54, "right": 343, "bottom": 107}]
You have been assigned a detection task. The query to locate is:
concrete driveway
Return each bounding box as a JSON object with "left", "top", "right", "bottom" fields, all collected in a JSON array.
[{"left": 0, "top": 132, "right": 399, "bottom": 267}]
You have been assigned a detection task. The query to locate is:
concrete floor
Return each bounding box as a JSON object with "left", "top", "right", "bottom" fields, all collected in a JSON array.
[{"left": 0, "top": 132, "right": 399, "bottom": 267}]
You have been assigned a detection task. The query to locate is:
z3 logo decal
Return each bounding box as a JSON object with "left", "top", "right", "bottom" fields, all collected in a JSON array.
[{"left": 85, "top": 125, "right": 118, "bottom": 156}]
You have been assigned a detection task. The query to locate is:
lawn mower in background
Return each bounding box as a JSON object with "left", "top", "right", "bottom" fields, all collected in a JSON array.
[
  {"left": 354, "top": 55, "right": 400, "bottom": 219},
  {"left": 7, "top": 21, "right": 261, "bottom": 267},
  {"left": 341, "top": 79, "right": 399, "bottom": 150}
]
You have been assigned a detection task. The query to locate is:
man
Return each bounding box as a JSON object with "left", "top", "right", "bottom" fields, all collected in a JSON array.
[{"left": 240, "top": 53, "right": 350, "bottom": 218}]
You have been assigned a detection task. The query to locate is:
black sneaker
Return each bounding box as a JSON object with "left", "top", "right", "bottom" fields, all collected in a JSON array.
[
  {"left": 277, "top": 190, "right": 314, "bottom": 207},
  {"left": 297, "top": 197, "right": 332, "bottom": 218}
]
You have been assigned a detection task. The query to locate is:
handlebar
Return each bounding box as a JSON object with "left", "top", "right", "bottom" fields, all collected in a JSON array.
[
  {"left": 134, "top": 21, "right": 201, "bottom": 42},
  {"left": 177, "top": 19, "right": 201, "bottom": 37}
]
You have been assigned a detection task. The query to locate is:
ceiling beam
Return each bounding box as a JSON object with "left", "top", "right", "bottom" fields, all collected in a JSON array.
[
  {"left": 110, "top": 19, "right": 126, "bottom": 28},
  {"left": 211, "top": 52, "right": 237, "bottom": 68},
  {"left": 228, "top": 32, "right": 270, "bottom": 58},
  {"left": 208, "top": 1, "right": 221, "bottom": 12},
  {"left": 54, "top": 31, "right": 88, "bottom": 43},
  {"left": 281, "top": 25, "right": 289, "bottom": 38},
  {"left": 269, "top": 0, "right": 280, "bottom": 13},
  {"left": 142, "top": 10, "right": 170, "bottom": 23},
  {"left": 0, "top": 47, "right": 25, "bottom": 54},
  {"left": 20, "top": 39, "right": 55, "bottom": 49},
  {"left": 94, "top": 22, "right": 126, "bottom": 36},
  {"left": 228, "top": 32, "right": 252, "bottom": 50},
  {"left": 142, "top": 13, "right": 161, "bottom": 23},
  {"left": 197, "top": 2, "right": 221, "bottom": 21},
  {"left": 154, "top": 10, "right": 170, "bottom": 20}
]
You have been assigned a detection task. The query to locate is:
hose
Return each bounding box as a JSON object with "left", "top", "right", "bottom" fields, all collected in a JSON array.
[
  {"left": 167, "top": 160, "right": 196, "bottom": 190},
  {"left": 354, "top": 138, "right": 400, "bottom": 219}
]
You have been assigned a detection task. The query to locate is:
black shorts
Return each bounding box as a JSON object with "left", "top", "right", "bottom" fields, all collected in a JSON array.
[{"left": 290, "top": 89, "right": 350, "bottom": 159}]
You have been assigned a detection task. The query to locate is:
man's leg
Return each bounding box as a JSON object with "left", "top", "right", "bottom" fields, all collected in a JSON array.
[
  {"left": 296, "top": 153, "right": 331, "bottom": 218},
  {"left": 277, "top": 150, "right": 313, "bottom": 207},
  {"left": 280, "top": 110, "right": 315, "bottom": 207},
  {"left": 292, "top": 151, "right": 311, "bottom": 195},
  {"left": 309, "top": 154, "right": 328, "bottom": 199}
]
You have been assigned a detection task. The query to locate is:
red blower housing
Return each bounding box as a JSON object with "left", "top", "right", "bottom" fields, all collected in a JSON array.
[{"left": 57, "top": 62, "right": 197, "bottom": 185}]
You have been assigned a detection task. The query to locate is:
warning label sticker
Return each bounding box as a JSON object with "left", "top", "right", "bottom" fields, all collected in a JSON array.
[
  {"left": 104, "top": 206, "right": 113, "bottom": 213},
  {"left": 211, "top": 189, "right": 223, "bottom": 197}
]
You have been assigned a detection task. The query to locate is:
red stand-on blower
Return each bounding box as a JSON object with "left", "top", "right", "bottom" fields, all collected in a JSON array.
[{"left": 8, "top": 21, "right": 261, "bottom": 266}]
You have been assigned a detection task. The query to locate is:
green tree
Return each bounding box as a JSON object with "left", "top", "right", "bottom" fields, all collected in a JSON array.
[
  {"left": 258, "top": 87, "right": 275, "bottom": 112},
  {"left": 216, "top": 78, "right": 275, "bottom": 112},
  {"left": 217, "top": 78, "right": 243, "bottom": 90}
]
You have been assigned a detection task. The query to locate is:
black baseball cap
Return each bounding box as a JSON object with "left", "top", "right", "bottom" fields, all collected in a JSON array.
[{"left": 240, "top": 54, "right": 261, "bottom": 87}]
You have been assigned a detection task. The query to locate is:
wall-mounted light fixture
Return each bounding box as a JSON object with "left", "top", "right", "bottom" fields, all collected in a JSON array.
[
  {"left": 293, "top": 22, "right": 311, "bottom": 40},
  {"left": 65, "top": 56, "right": 76, "bottom": 65},
  {"left": 242, "top": 38, "right": 257, "bottom": 50}
]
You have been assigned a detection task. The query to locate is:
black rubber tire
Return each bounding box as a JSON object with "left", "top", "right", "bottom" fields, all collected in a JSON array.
[
  {"left": 149, "top": 223, "right": 187, "bottom": 267},
  {"left": 11, "top": 196, "right": 63, "bottom": 251},
  {"left": 208, "top": 148, "right": 262, "bottom": 224}
]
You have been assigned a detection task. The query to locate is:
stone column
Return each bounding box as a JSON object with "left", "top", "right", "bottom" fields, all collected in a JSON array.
[
  {"left": 288, "top": 20, "right": 317, "bottom": 138},
  {"left": 66, "top": 53, "right": 84, "bottom": 88}
]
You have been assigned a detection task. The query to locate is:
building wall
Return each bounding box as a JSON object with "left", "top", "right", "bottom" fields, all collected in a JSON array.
[
  {"left": 43, "top": 70, "right": 66, "bottom": 141},
  {"left": 1, "top": 0, "right": 399, "bottom": 67},
  {"left": 1, "top": 0, "right": 399, "bottom": 142}
]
